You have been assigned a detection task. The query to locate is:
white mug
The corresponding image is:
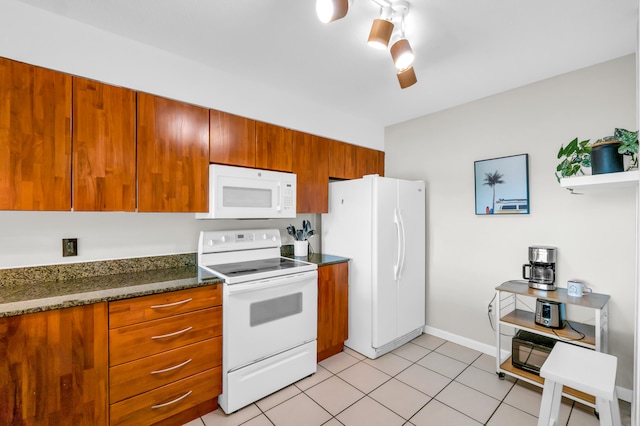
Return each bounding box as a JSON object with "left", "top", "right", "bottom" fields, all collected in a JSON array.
[{"left": 567, "top": 280, "right": 592, "bottom": 297}]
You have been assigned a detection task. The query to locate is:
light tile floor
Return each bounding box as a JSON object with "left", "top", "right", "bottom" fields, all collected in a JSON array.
[{"left": 183, "top": 333, "right": 632, "bottom": 426}]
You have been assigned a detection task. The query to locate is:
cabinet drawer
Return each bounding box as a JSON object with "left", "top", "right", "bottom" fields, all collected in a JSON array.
[
  {"left": 109, "top": 285, "right": 221, "bottom": 329},
  {"left": 109, "top": 307, "right": 222, "bottom": 366},
  {"left": 110, "top": 337, "right": 221, "bottom": 403},
  {"left": 110, "top": 367, "right": 221, "bottom": 426}
]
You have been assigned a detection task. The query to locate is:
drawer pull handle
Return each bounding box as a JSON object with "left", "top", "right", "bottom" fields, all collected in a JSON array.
[
  {"left": 151, "top": 326, "right": 193, "bottom": 340},
  {"left": 150, "top": 358, "right": 192, "bottom": 375},
  {"left": 150, "top": 298, "right": 193, "bottom": 309},
  {"left": 151, "top": 390, "right": 192, "bottom": 409}
]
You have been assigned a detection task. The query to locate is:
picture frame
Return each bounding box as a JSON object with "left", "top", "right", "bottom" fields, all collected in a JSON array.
[{"left": 474, "top": 153, "right": 529, "bottom": 215}]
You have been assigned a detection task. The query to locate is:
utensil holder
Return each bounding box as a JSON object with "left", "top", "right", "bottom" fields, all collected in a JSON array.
[{"left": 294, "top": 240, "right": 308, "bottom": 257}]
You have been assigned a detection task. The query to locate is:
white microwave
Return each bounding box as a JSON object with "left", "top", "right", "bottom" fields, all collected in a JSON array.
[{"left": 196, "top": 164, "right": 296, "bottom": 219}]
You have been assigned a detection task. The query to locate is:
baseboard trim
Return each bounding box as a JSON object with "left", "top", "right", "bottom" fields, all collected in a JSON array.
[{"left": 422, "top": 325, "right": 633, "bottom": 403}]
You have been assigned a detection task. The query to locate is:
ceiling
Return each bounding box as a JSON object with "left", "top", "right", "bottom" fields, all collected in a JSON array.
[{"left": 14, "top": 0, "right": 639, "bottom": 127}]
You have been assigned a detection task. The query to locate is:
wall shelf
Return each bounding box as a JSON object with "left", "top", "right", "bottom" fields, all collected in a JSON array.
[{"left": 560, "top": 170, "right": 638, "bottom": 191}]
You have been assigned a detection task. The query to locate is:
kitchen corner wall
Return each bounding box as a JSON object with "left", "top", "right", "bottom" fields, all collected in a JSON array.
[{"left": 385, "top": 54, "right": 637, "bottom": 390}]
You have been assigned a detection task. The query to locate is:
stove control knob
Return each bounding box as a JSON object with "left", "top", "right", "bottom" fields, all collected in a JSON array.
[
  {"left": 262, "top": 233, "right": 267, "bottom": 240},
  {"left": 207, "top": 239, "right": 213, "bottom": 246},
  {"left": 271, "top": 235, "right": 277, "bottom": 242},
  {"left": 220, "top": 236, "right": 227, "bottom": 243}
]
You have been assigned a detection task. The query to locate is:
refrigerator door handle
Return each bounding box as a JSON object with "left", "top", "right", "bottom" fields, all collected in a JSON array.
[
  {"left": 396, "top": 209, "right": 407, "bottom": 280},
  {"left": 394, "top": 208, "right": 406, "bottom": 281}
]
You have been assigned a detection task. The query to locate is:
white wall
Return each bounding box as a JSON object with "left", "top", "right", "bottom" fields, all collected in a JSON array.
[
  {"left": 0, "top": 0, "right": 383, "bottom": 150},
  {"left": 0, "top": 211, "right": 320, "bottom": 268},
  {"left": 385, "top": 54, "right": 637, "bottom": 389}
]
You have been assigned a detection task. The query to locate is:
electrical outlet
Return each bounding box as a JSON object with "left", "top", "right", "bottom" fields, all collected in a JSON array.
[{"left": 62, "top": 238, "right": 78, "bottom": 257}]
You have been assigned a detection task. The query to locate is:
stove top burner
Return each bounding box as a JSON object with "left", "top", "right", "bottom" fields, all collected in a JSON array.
[{"left": 206, "top": 257, "right": 308, "bottom": 278}]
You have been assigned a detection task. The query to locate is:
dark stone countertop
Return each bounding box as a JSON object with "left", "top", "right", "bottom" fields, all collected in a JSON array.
[
  {"left": 283, "top": 252, "right": 350, "bottom": 267},
  {"left": 0, "top": 258, "right": 221, "bottom": 318},
  {"left": 0, "top": 251, "right": 347, "bottom": 318}
]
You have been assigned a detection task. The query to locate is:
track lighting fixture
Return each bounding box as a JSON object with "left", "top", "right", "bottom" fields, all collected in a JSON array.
[
  {"left": 389, "top": 5, "right": 414, "bottom": 71},
  {"left": 367, "top": 7, "right": 394, "bottom": 49},
  {"left": 316, "top": 0, "right": 418, "bottom": 89},
  {"left": 397, "top": 65, "right": 417, "bottom": 89},
  {"left": 316, "top": 0, "right": 351, "bottom": 23}
]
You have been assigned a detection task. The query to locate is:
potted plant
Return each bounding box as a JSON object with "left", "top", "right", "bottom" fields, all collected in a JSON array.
[
  {"left": 614, "top": 128, "right": 638, "bottom": 170},
  {"left": 556, "top": 128, "right": 638, "bottom": 182},
  {"left": 590, "top": 128, "right": 638, "bottom": 174},
  {"left": 555, "top": 137, "right": 592, "bottom": 182}
]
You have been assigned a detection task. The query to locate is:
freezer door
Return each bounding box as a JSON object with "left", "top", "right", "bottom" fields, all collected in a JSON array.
[
  {"left": 371, "top": 178, "right": 400, "bottom": 348},
  {"left": 396, "top": 180, "right": 426, "bottom": 336}
]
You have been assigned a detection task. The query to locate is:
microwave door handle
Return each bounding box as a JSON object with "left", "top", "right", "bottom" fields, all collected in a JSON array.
[{"left": 276, "top": 182, "right": 282, "bottom": 212}]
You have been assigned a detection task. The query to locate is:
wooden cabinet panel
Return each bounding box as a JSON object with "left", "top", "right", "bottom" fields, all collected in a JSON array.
[
  {"left": 293, "top": 132, "right": 329, "bottom": 213},
  {"left": 255, "top": 121, "right": 292, "bottom": 172},
  {"left": 210, "top": 109, "right": 255, "bottom": 167},
  {"left": 110, "top": 337, "right": 221, "bottom": 403},
  {"left": 109, "top": 368, "right": 220, "bottom": 426},
  {"left": 73, "top": 77, "right": 136, "bottom": 211},
  {"left": 0, "top": 58, "right": 71, "bottom": 210},
  {"left": 377, "top": 150, "right": 385, "bottom": 176},
  {"left": 0, "top": 303, "right": 108, "bottom": 425},
  {"left": 109, "top": 285, "right": 222, "bottom": 329},
  {"left": 137, "top": 93, "right": 209, "bottom": 212},
  {"left": 317, "top": 262, "right": 349, "bottom": 362},
  {"left": 356, "top": 146, "right": 381, "bottom": 178},
  {"left": 328, "top": 139, "right": 358, "bottom": 179},
  {"left": 109, "top": 307, "right": 222, "bottom": 366}
]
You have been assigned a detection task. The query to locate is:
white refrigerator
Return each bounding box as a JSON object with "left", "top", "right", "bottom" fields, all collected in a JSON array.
[{"left": 321, "top": 175, "right": 426, "bottom": 359}]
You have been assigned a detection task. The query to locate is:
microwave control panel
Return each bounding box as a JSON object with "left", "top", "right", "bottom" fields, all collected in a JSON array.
[{"left": 282, "top": 183, "right": 295, "bottom": 212}]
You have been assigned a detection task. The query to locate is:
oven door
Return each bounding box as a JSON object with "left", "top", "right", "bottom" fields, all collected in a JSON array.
[{"left": 224, "top": 270, "right": 317, "bottom": 371}]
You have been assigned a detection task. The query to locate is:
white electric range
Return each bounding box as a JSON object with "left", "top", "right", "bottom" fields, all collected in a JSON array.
[{"left": 198, "top": 229, "right": 318, "bottom": 413}]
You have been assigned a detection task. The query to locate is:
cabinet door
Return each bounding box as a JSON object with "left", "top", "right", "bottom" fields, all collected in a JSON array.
[
  {"left": 209, "top": 109, "right": 255, "bottom": 167},
  {"left": 293, "top": 131, "right": 329, "bottom": 213},
  {"left": 255, "top": 121, "right": 292, "bottom": 172},
  {"left": 0, "top": 58, "right": 71, "bottom": 210},
  {"left": 377, "top": 150, "right": 385, "bottom": 176},
  {"left": 317, "top": 262, "right": 349, "bottom": 362},
  {"left": 356, "top": 146, "right": 381, "bottom": 178},
  {"left": 0, "top": 303, "right": 109, "bottom": 425},
  {"left": 137, "top": 93, "right": 209, "bottom": 212},
  {"left": 73, "top": 77, "right": 136, "bottom": 211},
  {"left": 328, "top": 139, "right": 358, "bottom": 180}
]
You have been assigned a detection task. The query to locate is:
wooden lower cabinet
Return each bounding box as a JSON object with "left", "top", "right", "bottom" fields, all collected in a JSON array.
[
  {"left": 0, "top": 303, "right": 109, "bottom": 425},
  {"left": 108, "top": 285, "right": 223, "bottom": 425},
  {"left": 317, "top": 262, "right": 349, "bottom": 362},
  {"left": 109, "top": 368, "right": 221, "bottom": 426}
]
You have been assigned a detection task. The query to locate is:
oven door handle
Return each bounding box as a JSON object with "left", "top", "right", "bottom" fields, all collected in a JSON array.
[{"left": 226, "top": 271, "right": 317, "bottom": 295}]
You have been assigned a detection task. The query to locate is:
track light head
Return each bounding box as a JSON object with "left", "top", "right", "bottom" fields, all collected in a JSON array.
[
  {"left": 367, "top": 19, "right": 394, "bottom": 49},
  {"left": 390, "top": 38, "right": 414, "bottom": 70},
  {"left": 316, "top": 0, "right": 350, "bottom": 23},
  {"left": 397, "top": 66, "right": 417, "bottom": 89}
]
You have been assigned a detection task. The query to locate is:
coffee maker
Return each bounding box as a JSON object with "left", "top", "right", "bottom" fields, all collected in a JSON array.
[{"left": 522, "top": 245, "right": 557, "bottom": 290}]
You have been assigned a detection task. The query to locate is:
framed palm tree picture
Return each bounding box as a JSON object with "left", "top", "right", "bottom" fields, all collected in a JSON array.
[{"left": 474, "top": 154, "right": 529, "bottom": 215}]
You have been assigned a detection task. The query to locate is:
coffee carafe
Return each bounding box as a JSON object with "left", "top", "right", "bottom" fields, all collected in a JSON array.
[{"left": 522, "top": 245, "right": 557, "bottom": 290}]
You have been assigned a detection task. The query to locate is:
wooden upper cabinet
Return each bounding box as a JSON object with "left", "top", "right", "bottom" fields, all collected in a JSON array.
[
  {"left": 255, "top": 121, "right": 293, "bottom": 172},
  {"left": 377, "top": 150, "right": 385, "bottom": 176},
  {"left": 0, "top": 58, "right": 71, "bottom": 210},
  {"left": 73, "top": 77, "right": 136, "bottom": 211},
  {"left": 328, "top": 139, "right": 358, "bottom": 180},
  {"left": 137, "top": 93, "right": 209, "bottom": 212},
  {"left": 210, "top": 109, "right": 256, "bottom": 167},
  {"left": 356, "top": 146, "right": 383, "bottom": 178},
  {"left": 293, "top": 132, "right": 329, "bottom": 213}
]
